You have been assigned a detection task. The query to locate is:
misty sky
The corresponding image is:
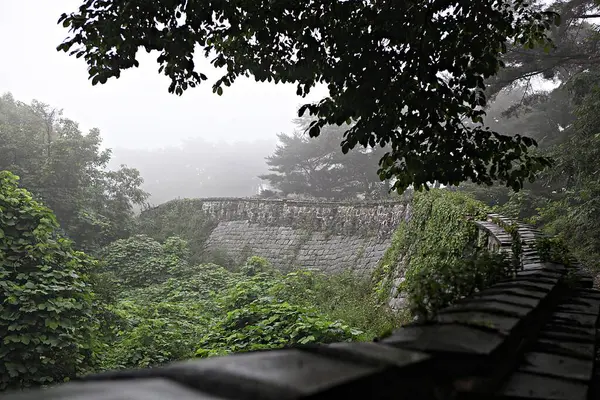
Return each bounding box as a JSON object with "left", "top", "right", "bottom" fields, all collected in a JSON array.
[{"left": 0, "top": 0, "right": 327, "bottom": 150}]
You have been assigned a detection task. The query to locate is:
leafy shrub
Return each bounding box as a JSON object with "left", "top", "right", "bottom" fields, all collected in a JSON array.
[
  {"left": 271, "top": 270, "right": 399, "bottom": 339},
  {"left": 535, "top": 236, "right": 574, "bottom": 267},
  {"left": 308, "top": 272, "right": 399, "bottom": 338},
  {"left": 99, "top": 301, "right": 207, "bottom": 370},
  {"left": 91, "top": 231, "right": 398, "bottom": 371},
  {"left": 162, "top": 236, "right": 190, "bottom": 260},
  {"left": 0, "top": 171, "right": 95, "bottom": 390},
  {"left": 241, "top": 256, "right": 275, "bottom": 277},
  {"left": 203, "top": 247, "right": 238, "bottom": 271},
  {"left": 99, "top": 234, "right": 189, "bottom": 288},
  {"left": 135, "top": 199, "right": 219, "bottom": 263},
  {"left": 402, "top": 250, "right": 511, "bottom": 318},
  {"left": 195, "top": 264, "right": 406, "bottom": 358},
  {"left": 196, "top": 299, "right": 363, "bottom": 358},
  {"left": 122, "top": 263, "right": 235, "bottom": 316},
  {"left": 94, "top": 252, "right": 237, "bottom": 370}
]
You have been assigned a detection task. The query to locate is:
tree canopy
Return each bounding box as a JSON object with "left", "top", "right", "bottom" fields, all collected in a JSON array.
[
  {"left": 58, "top": 1, "right": 560, "bottom": 192},
  {"left": 260, "top": 118, "right": 390, "bottom": 199},
  {"left": 459, "top": 45, "right": 600, "bottom": 270},
  {"left": 0, "top": 93, "right": 148, "bottom": 252},
  {"left": 486, "top": 0, "right": 600, "bottom": 99},
  {"left": 529, "top": 68, "right": 600, "bottom": 269}
]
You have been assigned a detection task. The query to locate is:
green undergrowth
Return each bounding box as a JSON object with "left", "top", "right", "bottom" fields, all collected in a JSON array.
[
  {"left": 534, "top": 236, "right": 575, "bottom": 268},
  {"left": 135, "top": 199, "right": 218, "bottom": 263},
  {"left": 534, "top": 236, "right": 582, "bottom": 288},
  {"left": 372, "top": 189, "right": 512, "bottom": 319},
  {"left": 0, "top": 172, "right": 96, "bottom": 390},
  {"left": 4, "top": 184, "right": 519, "bottom": 389},
  {"left": 92, "top": 238, "right": 399, "bottom": 372}
]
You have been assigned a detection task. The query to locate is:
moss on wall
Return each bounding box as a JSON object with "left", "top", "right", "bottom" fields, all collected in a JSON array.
[
  {"left": 372, "top": 189, "right": 497, "bottom": 317},
  {"left": 135, "top": 197, "right": 410, "bottom": 269}
]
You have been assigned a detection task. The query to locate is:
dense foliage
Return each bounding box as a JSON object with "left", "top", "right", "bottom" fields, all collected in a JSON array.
[
  {"left": 529, "top": 71, "right": 600, "bottom": 270},
  {"left": 0, "top": 172, "right": 95, "bottom": 390},
  {"left": 135, "top": 199, "right": 219, "bottom": 264},
  {"left": 374, "top": 189, "right": 512, "bottom": 318},
  {"left": 438, "top": 0, "right": 600, "bottom": 273},
  {"left": 99, "top": 235, "right": 190, "bottom": 288},
  {"left": 459, "top": 65, "right": 600, "bottom": 272},
  {"left": 0, "top": 93, "right": 148, "bottom": 252},
  {"left": 58, "top": 1, "right": 559, "bottom": 192},
  {"left": 486, "top": 0, "right": 600, "bottom": 98},
  {"left": 91, "top": 236, "right": 397, "bottom": 372}
]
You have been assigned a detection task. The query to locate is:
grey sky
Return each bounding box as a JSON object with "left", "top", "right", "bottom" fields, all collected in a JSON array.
[{"left": 0, "top": 0, "right": 327, "bottom": 150}]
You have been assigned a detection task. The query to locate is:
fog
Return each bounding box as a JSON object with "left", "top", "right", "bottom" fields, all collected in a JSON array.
[
  {"left": 0, "top": 1, "right": 328, "bottom": 150},
  {"left": 0, "top": 0, "right": 567, "bottom": 204},
  {"left": 0, "top": 0, "right": 336, "bottom": 201},
  {"left": 108, "top": 139, "right": 277, "bottom": 206}
]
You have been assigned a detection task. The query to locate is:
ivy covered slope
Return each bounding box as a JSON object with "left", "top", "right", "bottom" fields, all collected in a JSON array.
[
  {"left": 94, "top": 236, "right": 398, "bottom": 372},
  {"left": 0, "top": 171, "right": 96, "bottom": 390},
  {"left": 374, "top": 189, "right": 512, "bottom": 319}
]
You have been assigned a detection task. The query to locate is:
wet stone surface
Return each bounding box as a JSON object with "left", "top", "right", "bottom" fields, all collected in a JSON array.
[
  {"left": 436, "top": 311, "right": 521, "bottom": 334},
  {"left": 320, "top": 342, "right": 430, "bottom": 368},
  {"left": 11, "top": 379, "right": 226, "bottom": 400},
  {"left": 492, "top": 280, "right": 556, "bottom": 294},
  {"left": 539, "top": 324, "right": 596, "bottom": 343},
  {"left": 533, "top": 339, "right": 596, "bottom": 360},
  {"left": 468, "top": 292, "right": 542, "bottom": 308},
  {"left": 518, "top": 352, "right": 594, "bottom": 381},
  {"left": 557, "top": 302, "right": 600, "bottom": 316},
  {"left": 549, "top": 312, "right": 598, "bottom": 328},
  {"left": 515, "top": 270, "right": 563, "bottom": 281},
  {"left": 474, "top": 286, "right": 549, "bottom": 300},
  {"left": 163, "top": 350, "right": 379, "bottom": 398},
  {"left": 500, "top": 371, "right": 589, "bottom": 400},
  {"left": 382, "top": 323, "right": 505, "bottom": 355},
  {"left": 439, "top": 299, "right": 534, "bottom": 317}
]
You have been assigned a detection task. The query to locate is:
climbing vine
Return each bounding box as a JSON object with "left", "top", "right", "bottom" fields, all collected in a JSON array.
[
  {"left": 0, "top": 172, "right": 96, "bottom": 390},
  {"left": 373, "top": 189, "right": 512, "bottom": 319},
  {"left": 503, "top": 221, "right": 524, "bottom": 273}
]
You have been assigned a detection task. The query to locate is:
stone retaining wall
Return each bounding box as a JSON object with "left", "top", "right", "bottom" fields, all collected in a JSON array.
[
  {"left": 205, "top": 221, "right": 389, "bottom": 276},
  {"left": 141, "top": 198, "right": 410, "bottom": 275}
]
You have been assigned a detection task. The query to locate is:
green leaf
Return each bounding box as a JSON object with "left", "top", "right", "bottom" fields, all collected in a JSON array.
[{"left": 45, "top": 320, "right": 59, "bottom": 329}]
